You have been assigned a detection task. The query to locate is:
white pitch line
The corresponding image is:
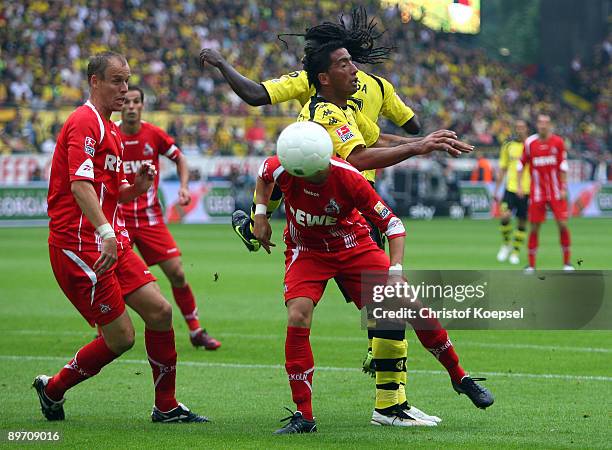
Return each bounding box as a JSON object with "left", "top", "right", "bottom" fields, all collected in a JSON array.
[
  {"left": 1, "top": 354, "right": 611, "bottom": 382},
  {"left": 3, "top": 329, "right": 612, "bottom": 354}
]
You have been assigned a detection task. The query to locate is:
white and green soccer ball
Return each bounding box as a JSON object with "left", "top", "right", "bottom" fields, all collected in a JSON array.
[{"left": 276, "top": 121, "right": 333, "bottom": 177}]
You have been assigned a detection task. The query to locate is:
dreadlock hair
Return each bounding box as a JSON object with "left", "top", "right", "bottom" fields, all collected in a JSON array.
[
  {"left": 302, "top": 40, "right": 346, "bottom": 91},
  {"left": 279, "top": 7, "right": 393, "bottom": 65}
]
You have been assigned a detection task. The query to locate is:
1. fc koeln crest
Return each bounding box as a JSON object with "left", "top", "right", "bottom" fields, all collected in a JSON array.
[{"left": 324, "top": 198, "right": 340, "bottom": 215}]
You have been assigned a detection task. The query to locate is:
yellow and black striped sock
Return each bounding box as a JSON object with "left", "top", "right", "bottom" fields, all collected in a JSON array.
[
  {"left": 249, "top": 184, "right": 283, "bottom": 233},
  {"left": 373, "top": 337, "right": 406, "bottom": 414},
  {"left": 500, "top": 222, "right": 513, "bottom": 245},
  {"left": 398, "top": 340, "right": 408, "bottom": 407},
  {"left": 513, "top": 227, "right": 527, "bottom": 254}
]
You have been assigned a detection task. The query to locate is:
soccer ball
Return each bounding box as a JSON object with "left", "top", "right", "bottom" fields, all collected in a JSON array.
[{"left": 276, "top": 121, "right": 333, "bottom": 177}]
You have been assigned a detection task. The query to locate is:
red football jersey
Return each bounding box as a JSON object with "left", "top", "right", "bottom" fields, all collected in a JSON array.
[
  {"left": 259, "top": 156, "right": 405, "bottom": 252},
  {"left": 48, "top": 101, "right": 130, "bottom": 252},
  {"left": 117, "top": 121, "right": 181, "bottom": 228},
  {"left": 520, "top": 133, "right": 568, "bottom": 202}
]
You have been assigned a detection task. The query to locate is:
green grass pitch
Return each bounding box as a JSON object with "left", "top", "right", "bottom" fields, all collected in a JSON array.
[{"left": 0, "top": 218, "right": 610, "bottom": 449}]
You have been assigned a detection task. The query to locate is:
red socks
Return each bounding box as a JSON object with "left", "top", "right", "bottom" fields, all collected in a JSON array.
[
  {"left": 145, "top": 328, "right": 179, "bottom": 412},
  {"left": 560, "top": 227, "right": 571, "bottom": 265},
  {"left": 171, "top": 285, "right": 201, "bottom": 332},
  {"left": 45, "top": 337, "right": 118, "bottom": 401},
  {"left": 528, "top": 231, "right": 539, "bottom": 267},
  {"left": 409, "top": 314, "right": 466, "bottom": 384},
  {"left": 285, "top": 326, "right": 314, "bottom": 420},
  {"left": 528, "top": 228, "right": 571, "bottom": 267}
]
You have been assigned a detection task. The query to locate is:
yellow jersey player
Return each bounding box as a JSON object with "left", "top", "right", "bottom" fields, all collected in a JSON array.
[
  {"left": 262, "top": 68, "right": 419, "bottom": 134},
  {"left": 201, "top": 11, "right": 462, "bottom": 252},
  {"left": 493, "top": 119, "right": 531, "bottom": 265}
]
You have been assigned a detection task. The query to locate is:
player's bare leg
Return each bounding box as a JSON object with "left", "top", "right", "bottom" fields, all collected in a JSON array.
[
  {"left": 125, "top": 282, "right": 209, "bottom": 423},
  {"left": 34, "top": 311, "right": 135, "bottom": 421},
  {"left": 555, "top": 220, "right": 574, "bottom": 270},
  {"left": 274, "top": 297, "right": 317, "bottom": 434},
  {"left": 158, "top": 257, "right": 220, "bottom": 350}
]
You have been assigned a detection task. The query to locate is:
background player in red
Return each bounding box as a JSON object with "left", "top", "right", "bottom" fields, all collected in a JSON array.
[
  {"left": 255, "top": 122, "right": 432, "bottom": 432},
  {"left": 118, "top": 87, "right": 220, "bottom": 350},
  {"left": 517, "top": 114, "right": 574, "bottom": 271},
  {"left": 34, "top": 51, "right": 208, "bottom": 423}
]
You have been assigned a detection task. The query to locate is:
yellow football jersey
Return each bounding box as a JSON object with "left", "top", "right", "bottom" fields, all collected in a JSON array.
[
  {"left": 499, "top": 140, "right": 531, "bottom": 193},
  {"left": 262, "top": 70, "right": 414, "bottom": 126},
  {"left": 297, "top": 96, "right": 380, "bottom": 182}
]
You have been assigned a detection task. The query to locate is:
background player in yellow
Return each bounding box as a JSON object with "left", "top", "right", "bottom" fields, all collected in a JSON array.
[{"left": 494, "top": 119, "right": 531, "bottom": 265}]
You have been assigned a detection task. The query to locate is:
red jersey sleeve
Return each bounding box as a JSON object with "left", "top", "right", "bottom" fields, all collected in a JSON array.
[
  {"left": 155, "top": 126, "right": 181, "bottom": 161},
  {"left": 556, "top": 135, "right": 568, "bottom": 172},
  {"left": 258, "top": 156, "right": 287, "bottom": 184},
  {"left": 66, "top": 116, "right": 101, "bottom": 182},
  {"left": 519, "top": 140, "right": 530, "bottom": 171},
  {"left": 350, "top": 171, "right": 406, "bottom": 240}
]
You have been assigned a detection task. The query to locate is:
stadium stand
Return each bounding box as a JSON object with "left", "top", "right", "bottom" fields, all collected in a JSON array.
[{"left": 0, "top": 1, "right": 609, "bottom": 166}]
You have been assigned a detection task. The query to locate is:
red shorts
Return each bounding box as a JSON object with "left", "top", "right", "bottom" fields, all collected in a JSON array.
[
  {"left": 284, "top": 243, "right": 390, "bottom": 309},
  {"left": 128, "top": 222, "right": 181, "bottom": 266},
  {"left": 49, "top": 245, "right": 156, "bottom": 327},
  {"left": 529, "top": 199, "right": 568, "bottom": 223}
]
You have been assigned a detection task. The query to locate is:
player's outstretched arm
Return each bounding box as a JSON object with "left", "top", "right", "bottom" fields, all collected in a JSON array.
[
  {"left": 347, "top": 130, "right": 474, "bottom": 171},
  {"left": 388, "top": 234, "right": 405, "bottom": 268},
  {"left": 118, "top": 161, "right": 157, "bottom": 203},
  {"left": 494, "top": 168, "right": 507, "bottom": 202},
  {"left": 252, "top": 175, "right": 276, "bottom": 254},
  {"left": 175, "top": 155, "right": 191, "bottom": 206},
  {"left": 199, "top": 48, "right": 271, "bottom": 106}
]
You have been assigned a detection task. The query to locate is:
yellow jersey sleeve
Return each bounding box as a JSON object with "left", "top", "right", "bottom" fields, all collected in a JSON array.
[
  {"left": 350, "top": 102, "right": 380, "bottom": 148},
  {"left": 261, "top": 71, "right": 313, "bottom": 107},
  {"left": 378, "top": 76, "right": 415, "bottom": 127},
  {"left": 297, "top": 100, "right": 366, "bottom": 162},
  {"left": 499, "top": 142, "right": 509, "bottom": 170}
]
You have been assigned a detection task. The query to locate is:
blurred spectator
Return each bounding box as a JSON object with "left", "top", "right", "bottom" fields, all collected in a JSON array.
[
  {"left": 470, "top": 155, "right": 493, "bottom": 182},
  {"left": 245, "top": 117, "right": 266, "bottom": 154}
]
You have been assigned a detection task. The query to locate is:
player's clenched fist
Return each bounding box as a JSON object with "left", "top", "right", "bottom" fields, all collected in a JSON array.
[
  {"left": 93, "top": 236, "right": 117, "bottom": 275},
  {"left": 253, "top": 215, "right": 275, "bottom": 254},
  {"left": 200, "top": 48, "right": 226, "bottom": 68},
  {"left": 134, "top": 161, "right": 157, "bottom": 194}
]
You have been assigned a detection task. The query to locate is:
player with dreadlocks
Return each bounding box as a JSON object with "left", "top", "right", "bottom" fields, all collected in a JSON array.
[{"left": 201, "top": 7, "right": 422, "bottom": 253}]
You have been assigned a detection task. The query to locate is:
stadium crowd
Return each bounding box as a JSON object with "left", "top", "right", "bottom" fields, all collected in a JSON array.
[{"left": 0, "top": 1, "right": 609, "bottom": 165}]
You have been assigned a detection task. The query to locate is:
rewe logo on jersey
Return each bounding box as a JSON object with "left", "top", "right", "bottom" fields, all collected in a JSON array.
[
  {"left": 532, "top": 155, "right": 557, "bottom": 167},
  {"left": 289, "top": 205, "right": 338, "bottom": 227},
  {"left": 104, "top": 154, "right": 123, "bottom": 172},
  {"left": 123, "top": 159, "right": 153, "bottom": 174}
]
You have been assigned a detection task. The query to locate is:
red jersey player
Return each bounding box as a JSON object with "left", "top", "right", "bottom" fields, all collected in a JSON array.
[
  {"left": 118, "top": 87, "right": 220, "bottom": 349},
  {"left": 255, "top": 122, "right": 437, "bottom": 432},
  {"left": 34, "top": 51, "right": 208, "bottom": 423},
  {"left": 517, "top": 114, "right": 574, "bottom": 271}
]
